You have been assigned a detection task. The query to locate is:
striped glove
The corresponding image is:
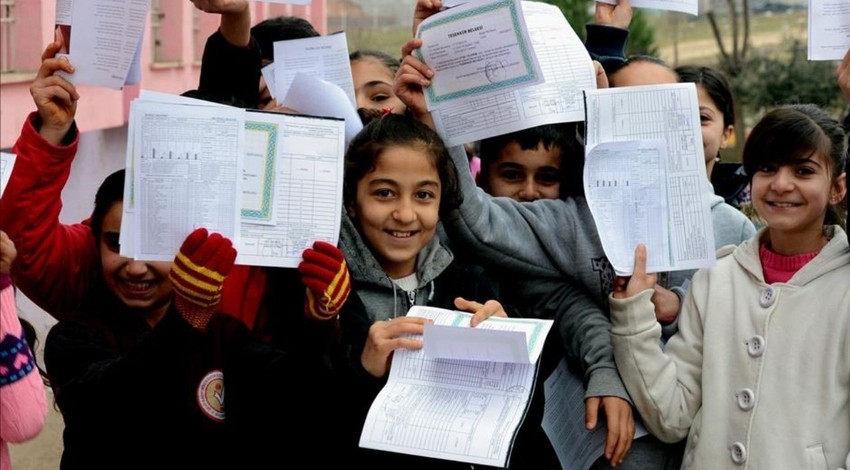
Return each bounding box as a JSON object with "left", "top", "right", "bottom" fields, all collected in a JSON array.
[
  {"left": 169, "top": 228, "right": 237, "bottom": 331},
  {"left": 298, "top": 241, "right": 351, "bottom": 321}
]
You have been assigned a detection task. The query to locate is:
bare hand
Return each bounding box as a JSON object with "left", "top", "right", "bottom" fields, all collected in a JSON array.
[
  {"left": 396, "top": 39, "right": 435, "bottom": 129},
  {"left": 189, "top": 0, "right": 248, "bottom": 14},
  {"left": 595, "top": 0, "right": 633, "bottom": 29},
  {"left": 594, "top": 60, "right": 609, "bottom": 89},
  {"left": 585, "top": 396, "right": 635, "bottom": 467},
  {"left": 454, "top": 297, "right": 507, "bottom": 327},
  {"left": 412, "top": 0, "right": 443, "bottom": 36},
  {"left": 31, "top": 42, "right": 79, "bottom": 146},
  {"left": 361, "top": 316, "right": 428, "bottom": 378},
  {"left": 838, "top": 48, "right": 850, "bottom": 102},
  {"left": 651, "top": 285, "right": 680, "bottom": 324},
  {"left": 612, "top": 244, "right": 657, "bottom": 299},
  {"left": 0, "top": 231, "right": 16, "bottom": 275}
]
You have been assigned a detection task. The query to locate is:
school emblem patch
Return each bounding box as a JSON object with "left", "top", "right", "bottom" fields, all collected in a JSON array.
[{"left": 197, "top": 370, "right": 225, "bottom": 422}]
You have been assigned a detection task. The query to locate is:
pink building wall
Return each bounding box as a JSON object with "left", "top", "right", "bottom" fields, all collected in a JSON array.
[{"left": 0, "top": 0, "right": 327, "bottom": 149}]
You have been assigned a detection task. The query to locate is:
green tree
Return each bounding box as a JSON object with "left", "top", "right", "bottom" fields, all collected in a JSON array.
[{"left": 541, "top": 0, "right": 657, "bottom": 56}]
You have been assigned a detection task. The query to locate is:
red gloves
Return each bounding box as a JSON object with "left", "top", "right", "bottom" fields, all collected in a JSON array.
[
  {"left": 298, "top": 241, "right": 351, "bottom": 321},
  {"left": 169, "top": 228, "right": 237, "bottom": 331}
]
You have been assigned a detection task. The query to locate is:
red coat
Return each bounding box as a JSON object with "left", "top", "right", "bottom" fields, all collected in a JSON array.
[{"left": 0, "top": 113, "right": 267, "bottom": 329}]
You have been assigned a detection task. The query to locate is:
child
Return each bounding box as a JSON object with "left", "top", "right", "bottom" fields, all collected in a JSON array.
[
  {"left": 334, "top": 113, "right": 509, "bottom": 468},
  {"left": 350, "top": 50, "right": 406, "bottom": 117},
  {"left": 477, "top": 124, "right": 583, "bottom": 202},
  {"left": 0, "top": 231, "right": 47, "bottom": 469},
  {"left": 610, "top": 104, "right": 849, "bottom": 468}
]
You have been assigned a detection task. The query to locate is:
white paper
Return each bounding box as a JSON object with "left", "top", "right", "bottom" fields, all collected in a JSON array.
[
  {"left": 596, "top": 0, "right": 697, "bottom": 15},
  {"left": 132, "top": 102, "right": 244, "bottom": 261},
  {"left": 542, "top": 359, "right": 648, "bottom": 470},
  {"left": 123, "top": 91, "right": 346, "bottom": 267},
  {"left": 237, "top": 111, "right": 345, "bottom": 267},
  {"left": 422, "top": 309, "right": 552, "bottom": 364},
  {"left": 584, "top": 84, "right": 716, "bottom": 275},
  {"left": 281, "top": 73, "right": 363, "bottom": 149},
  {"left": 415, "top": 0, "right": 543, "bottom": 112},
  {"left": 430, "top": 1, "right": 595, "bottom": 147},
  {"left": 584, "top": 140, "right": 671, "bottom": 275},
  {"left": 120, "top": 92, "right": 229, "bottom": 258},
  {"left": 360, "top": 306, "right": 553, "bottom": 467},
  {"left": 0, "top": 152, "right": 17, "bottom": 198},
  {"left": 261, "top": 62, "right": 276, "bottom": 100},
  {"left": 56, "top": 0, "right": 150, "bottom": 90},
  {"left": 808, "top": 0, "right": 850, "bottom": 61},
  {"left": 273, "top": 33, "right": 356, "bottom": 108}
]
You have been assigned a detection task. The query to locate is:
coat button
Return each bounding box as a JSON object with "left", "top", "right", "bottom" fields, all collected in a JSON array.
[
  {"left": 759, "top": 286, "right": 776, "bottom": 307},
  {"left": 736, "top": 388, "right": 755, "bottom": 411},
  {"left": 747, "top": 335, "right": 766, "bottom": 357},
  {"left": 730, "top": 442, "right": 747, "bottom": 464}
]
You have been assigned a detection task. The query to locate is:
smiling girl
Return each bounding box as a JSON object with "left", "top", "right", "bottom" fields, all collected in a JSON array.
[
  {"left": 610, "top": 104, "right": 849, "bottom": 469},
  {"left": 336, "top": 113, "right": 507, "bottom": 468}
]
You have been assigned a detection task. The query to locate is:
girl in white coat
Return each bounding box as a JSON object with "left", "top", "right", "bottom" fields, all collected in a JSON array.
[{"left": 610, "top": 104, "right": 849, "bottom": 469}]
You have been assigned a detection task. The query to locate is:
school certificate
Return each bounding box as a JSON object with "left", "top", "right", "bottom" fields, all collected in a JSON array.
[{"left": 416, "top": 0, "right": 543, "bottom": 109}]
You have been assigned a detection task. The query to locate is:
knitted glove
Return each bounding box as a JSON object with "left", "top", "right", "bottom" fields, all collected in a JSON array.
[
  {"left": 298, "top": 241, "right": 351, "bottom": 321},
  {"left": 169, "top": 228, "right": 237, "bottom": 331}
]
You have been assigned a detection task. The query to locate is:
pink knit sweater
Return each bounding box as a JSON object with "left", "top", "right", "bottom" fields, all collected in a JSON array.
[{"left": 0, "top": 279, "right": 47, "bottom": 470}]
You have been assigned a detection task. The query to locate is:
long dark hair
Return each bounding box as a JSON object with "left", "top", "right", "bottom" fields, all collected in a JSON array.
[{"left": 91, "top": 169, "right": 125, "bottom": 242}]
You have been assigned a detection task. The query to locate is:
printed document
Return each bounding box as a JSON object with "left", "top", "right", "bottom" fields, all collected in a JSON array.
[
  {"left": 583, "top": 83, "right": 715, "bottom": 275},
  {"left": 123, "top": 93, "right": 346, "bottom": 267},
  {"left": 0, "top": 152, "right": 16, "bottom": 198},
  {"left": 272, "top": 33, "right": 356, "bottom": 108},
  {"left": 360, "top": 306, "right": 553, "bottom": 467},
  {"left": 542, "top": 359, "right": 648, "bottom": 470},
  {"left": 415, "top": 0, "right": 544, "bottom": 111},
  {"left": 429, "top": 1, "right": 595, "bottom": 147},
  {"left": 808, "top": 0, "right": 850, "bottom": 61},
  {"left": 596, "top": 0, "right": 698, "bottom": 15},
  {"left": 281, "top": 73, "right": 363, "bottom": 148},
  {"left": 55, "top": 0, "right": 150, "bottom": 89}
]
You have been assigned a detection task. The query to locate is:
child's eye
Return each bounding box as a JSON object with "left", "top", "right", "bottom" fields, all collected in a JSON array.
[
  {"left": 699, "top": 114, "right": 710, "bottom": 123},
  {"left": 535, "top": 171, "right": 560, "bottom": 186},
  {"left": 757, "top": 164, "right": 777, "bottom": 173},
  {"left": 499, "top": 170, "right": 524, "bottom": 182},
  {"left": 795, "top": 166, "right": 815, "bottom": 176},
  {"left": 371, "top": 94, "right": 389, "bottom": 103},
  {"left": 373, "top": 188, "right": 394, "bottom": 198},
  {"left": 415, "top": 190, "right": 436, "bottom": 200}
]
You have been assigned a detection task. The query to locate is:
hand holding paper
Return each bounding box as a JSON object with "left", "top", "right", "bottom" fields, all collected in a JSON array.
[
  {"left": 361, "top": 316, "right": 428, "bottom": 378},
  {"left": 612, "top": 244, "right": 657, "bottom": 300},
  {"left": 32, "top": 42, "right": 79, "bottom": 145}
]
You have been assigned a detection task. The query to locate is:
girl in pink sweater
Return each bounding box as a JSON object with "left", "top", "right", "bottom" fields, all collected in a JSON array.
[{"left": 0, "top": 230, "right": 47, "bottom": 469}]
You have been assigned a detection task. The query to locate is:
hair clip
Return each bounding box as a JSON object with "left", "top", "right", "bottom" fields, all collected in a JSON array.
[{"left": 381, "top": 107, "right": 394, "bottom": 118}]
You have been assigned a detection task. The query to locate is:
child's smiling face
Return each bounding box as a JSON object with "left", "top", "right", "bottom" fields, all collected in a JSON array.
[{"left": 351, "top": 145, "right": 441, "bottom": 279}]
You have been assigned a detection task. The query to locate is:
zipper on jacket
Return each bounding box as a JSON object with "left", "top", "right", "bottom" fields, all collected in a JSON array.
[{"left": 406, "top": 289, "right": 416, "bottom": 307}]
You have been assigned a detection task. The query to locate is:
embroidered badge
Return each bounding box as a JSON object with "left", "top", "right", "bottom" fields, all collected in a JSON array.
[{"left": 197, "top": 370, "right": 225, "bottom": 422}]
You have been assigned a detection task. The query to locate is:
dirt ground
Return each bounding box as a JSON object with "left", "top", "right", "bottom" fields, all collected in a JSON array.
[{"left": 9, "top": 387, "right": 64, "bottom": 470}]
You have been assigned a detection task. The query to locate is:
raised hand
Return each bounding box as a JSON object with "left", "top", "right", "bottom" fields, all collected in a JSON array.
[
  {"left": 612, "top": 244, "right": 657, "bottom": 299},
  {"left": 30, "top": 41, "right": 79, "bottom": 146},
  {"left": 412, "top": 0, "right": 443, "bottom": 36},
  {"left": 595, "top": 0, "right": 633, "bottom": 29},
  {"left": 396, "top": 38, "right": 435, "bottom": 129},
  {"left": 169, "top": 228, "right": 237, "bottom": 331},
  {"left": 189, "top": 0, "right": 248, "bottom": 14},
  {"left": 298, "top": 241, "right": 351, "bottom": 321}
]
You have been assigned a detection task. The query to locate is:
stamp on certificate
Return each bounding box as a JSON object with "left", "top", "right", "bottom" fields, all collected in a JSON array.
[{"left": 484, "top": 60, "right": 508, "bottom": 83}]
